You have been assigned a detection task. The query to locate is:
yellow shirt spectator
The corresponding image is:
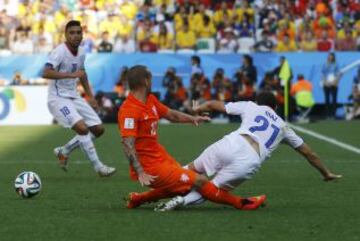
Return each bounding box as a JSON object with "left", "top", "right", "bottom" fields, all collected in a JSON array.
[
  {"left": 157, "top": 33, "right": 174, "bottom": 50},
  {"left": 213, "top": 2, "right": 233, "bottom": 26},
  {"left": 276, "top": 39, "right": 297, "bottom": 52},
  {"left": 120, "top": 1, "right": 138, "bottom": 20},
  {"left": 337, "top": 28, "right": 357, "bottom": 40},
  {"left": 153, "top": 0, "right": 171, "bottom": 7},
  {"left": 196, "top": 20, "right": 216, "bottom": 38},
  {"left": 99, "top": 16, "right": 122, "bottom": 39},
  {"left": 176, "top": 26, "right": 197, "bottom": 49},
  {"left": 234, "top": 7, "right": 254, "bottom": 24},
  {"left": 137, "top": 29, "right": 157, "bottom": 44}
]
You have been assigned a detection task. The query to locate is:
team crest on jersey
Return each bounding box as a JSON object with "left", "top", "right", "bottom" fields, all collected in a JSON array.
[
  {"left": 180, "top": 173, "right": 190, "bottom": 183},
  {"left": 152, "top": 106, "right": 158, "bottom": 116},
  {"left": 124, "top": 118, "right": 135, "bottom": 129}
]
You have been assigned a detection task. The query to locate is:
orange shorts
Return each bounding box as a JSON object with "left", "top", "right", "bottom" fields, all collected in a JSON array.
[{"left": 146, "top": 161, "right": 197, "bottom": 195}]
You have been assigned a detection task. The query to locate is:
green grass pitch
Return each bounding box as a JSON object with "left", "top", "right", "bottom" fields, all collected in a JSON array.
[{"left": 0, "top": 121, "right": 359, "bottom": 241}]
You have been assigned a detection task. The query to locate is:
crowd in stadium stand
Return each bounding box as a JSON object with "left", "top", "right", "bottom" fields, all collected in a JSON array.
[{"left": 0, "top": 0, "right": 359, "bottom": 54}]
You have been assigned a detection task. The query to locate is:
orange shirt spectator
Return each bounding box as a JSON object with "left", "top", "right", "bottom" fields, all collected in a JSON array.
[{"left": 291, "top": 75, "right": 312, "bottom": 96}]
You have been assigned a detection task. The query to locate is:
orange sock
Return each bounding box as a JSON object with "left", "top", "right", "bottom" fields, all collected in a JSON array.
[
  {"left": 138, "top": 188, "right": 171, "bottom": 204},
  {"left": 198, "top": 182, "right": 243, "bottom": 209}
]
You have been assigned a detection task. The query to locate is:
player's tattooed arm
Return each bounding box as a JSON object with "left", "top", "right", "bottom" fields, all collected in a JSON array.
[
  {"left": 42, "top": 64, "right": 86, "bottom": 80},
  {"left": 193, "top": 100, "right": 226, "bottom": 113},
  {"left": 165, "top": 109, "right": 210, "bottom": 126},
  {"left": 121, "top": 137, "right": 143, "bottom": 173},
  {"left": 121, "top": 137, "right": 156, "bottom": 186},
  {"left": 296, "top": 143, "right": 342, "bottom": 181}
]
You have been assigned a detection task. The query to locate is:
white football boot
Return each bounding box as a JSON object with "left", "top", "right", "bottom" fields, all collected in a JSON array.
[
  {"left": 154, "top": 196, "right": 184, "bottom": 212},
  {"left": 97, "top": 165, "right": 116, "bottom": 177}
]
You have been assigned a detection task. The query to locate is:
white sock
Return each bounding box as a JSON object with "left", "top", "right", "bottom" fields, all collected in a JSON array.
[
  {"left": 182, "top": 165, "right": 189, "bottom": 169},
  {"left": 183, "top": 189, "right": 205, "bottom": 206},
  {"left": 63, "top": 133, "right": 96, "bottom": 155},
  {"left": 77, "top": 134, "right": 103, "bottom": 171}
]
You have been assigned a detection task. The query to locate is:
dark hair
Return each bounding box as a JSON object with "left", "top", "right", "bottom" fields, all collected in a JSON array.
[
  {"left": 243, "top": 54, "right": 253, "bottom": 65},
  {"left": 126, "top": 65, "right": 151, "bottom": 90},
  {"left": 65, "top": 20, "right": 81, "bottom": 32},
  {"left": 256, "top": 91, "right": 277, "bottom": 109},
  {"left": 192, "top": 55, "right": 201, "bottom": 65}
]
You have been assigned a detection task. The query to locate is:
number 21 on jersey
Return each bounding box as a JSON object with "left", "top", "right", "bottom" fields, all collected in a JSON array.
[{"left": 249, "top": 115, "right": 280, "bottom": 149}]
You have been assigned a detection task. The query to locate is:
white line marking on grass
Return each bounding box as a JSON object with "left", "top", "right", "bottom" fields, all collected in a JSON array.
[{"left": 290, "top": 124, "right": 360, "bottom": 155}]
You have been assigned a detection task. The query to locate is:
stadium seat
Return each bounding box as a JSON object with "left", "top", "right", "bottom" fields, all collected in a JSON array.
[
  {"left": 196, "top": 38, "right": 216, "bottom": 53},
  {"left": 158, "top": 49, "right": 176, "bottom": 54},
  {"left": 237, "top": 37, "right": 255, "bottom": 53},
  {"left": 176, "top": 49, "right": 196, "bottom": 54}
]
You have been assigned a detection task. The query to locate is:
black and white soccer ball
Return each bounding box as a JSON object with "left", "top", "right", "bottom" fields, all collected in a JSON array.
[{"left": 14, "top": 171, "right": 42, "bottom": 198}]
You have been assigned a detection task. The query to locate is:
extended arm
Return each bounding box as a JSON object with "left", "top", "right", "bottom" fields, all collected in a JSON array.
[
  {"left": 164, "top": 109, "right": 210, "bottom": 125},
  {"left": 121, "top": 136, "right": 156, "bottom": 186},
  {"left": 79, "top": 71, "right": 94, "bottom": 99},
  {"left": 193, "top": 100, "right": 226, "bottom": 113},
  {"left": 295, "top": 143, "right": 342, "bottom": 181}
]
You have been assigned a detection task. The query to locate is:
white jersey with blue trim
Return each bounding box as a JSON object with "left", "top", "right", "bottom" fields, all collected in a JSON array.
[
  {"left": 224, "top": 101, "right": 304, "bottom": 162},
  {"left": 46, "top": 43, "right": 86, "bottom": 99}
]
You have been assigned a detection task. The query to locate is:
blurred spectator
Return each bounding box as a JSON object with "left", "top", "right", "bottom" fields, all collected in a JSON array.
[
  {"left": 238, "top": 54, "right": 257, "bottom": 85},
  {"left": 211, "top": 68, "right": 232, "bottom": 101},
  {"left": 162, "top": 67, "right": 187, "bottom": 110},
  {"left": 156, "top": 22, "right": 174, "bottom": 50},
  {"left": 234, "top": 13, "right": 255, "bottom": 38},
  {"left": 191, "top": 55, "right": 203, "bottom": 75},
  {"left": 81, "top": 27, "right": 96, "bottom": 53},
  {"left": 196, "top": 15, "right": 216, "bottom": 38},
  {"left": 321, "top": 53, "right": 340, "bottom": 118},
  {"left": 348, "top": 67, "right": 360, "bottom": 120},
  {"left": 217, "top": 28, "right": 238, "bottom": 53},
  {"left": 113, "top": 66, "right": 129, "bottom": 98},
  {"left": 0, "top": 26, "right": 9, "bottom": 51},
  {"left": 189, "top": 73, "right": 211, "bottom": 102},
  {"left": 259, "top": 71, "right": 280, "bottom": 92},
  {"left": 95, "top": 91, "right": 115, "bottom": 122},
  {"left": 290, "top": 74, "right": 315, "bottom": 123},
  {"left": 113, "top": 34, "right": 136, "bottom": 53},
  {"left": 253, "top": 31, "right": 274, "bottom": 52},
  {"left": 317, "top": 30, "right": 334, "bottom": 51},
  {"left": 276, "top": 34, "right": 298, "bottom": 52},
  {"left": 97, "top": 31, "right": 113, "bottom": 53},
  {"left": 11, "top": 31, "right": 34, "bottom": 54},
  {"left": 213, "top": 1, "right": 233, "bottom": 28},
  {"left": 136, "top": 18, "right": 157, "bottom": 51},
  {"left": 336, "top": 30, "right": 357, "bottom": 51},
  {"left": 299, "top": 31, "right": 317, "bottom": 52},
  {"left": 176, "top": 21, "right": 196, "bottom": 50},
  {"left": 11, "top": 71, "right": 28, "bottom": 85},
  {"left": 139, "top": 35, "right": 158, "bottom": 52}
]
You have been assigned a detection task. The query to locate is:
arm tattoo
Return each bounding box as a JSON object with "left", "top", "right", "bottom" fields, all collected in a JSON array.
[{"left": 121, "top": 137, "right": 143, "bottom": 173}]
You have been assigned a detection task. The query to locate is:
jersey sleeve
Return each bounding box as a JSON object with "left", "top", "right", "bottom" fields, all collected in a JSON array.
[
  {"left": 152, "top": 95, "right": 169, "bottom": 118},
  {"left": 46, "top": 48, "right": 63, "bottom": 70},
  {"left": 224, "top": 101, "right": 249, "bottom": 115},
  {"left": 283, "top": 125, "right": 304, "bottom": 148},
  {"left": 118, "top": 107, "right": 140, "bottom": 137}
]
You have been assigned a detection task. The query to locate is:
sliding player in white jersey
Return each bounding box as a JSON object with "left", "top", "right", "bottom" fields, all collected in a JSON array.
[
  {"left": 156, "top": 92, "right": 341, "bottom": 211},
  {"left": 42, "top": 20, "right": 116, "bottom": 177}
]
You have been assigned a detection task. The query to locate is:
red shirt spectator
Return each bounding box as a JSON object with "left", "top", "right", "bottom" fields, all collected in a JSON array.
[{"left": 317, "top": 31, "right": 334, "bottom": 51}]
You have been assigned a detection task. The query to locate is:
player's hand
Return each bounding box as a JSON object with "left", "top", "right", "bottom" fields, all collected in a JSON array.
[
  {"left": 138, "top": 172, "right": 157, "bottom": 186},
  {"left": 88, "top": 98, "right": 99, "bottom": 111},
  {"left": 323, "top": 172, "right": 342, "bottom": 182},
  {"left": 192, "top": 115, "right": 211, "bottom": 126},
  {"left": 70, "top": 70, "right": 86, "bottom": 79}
]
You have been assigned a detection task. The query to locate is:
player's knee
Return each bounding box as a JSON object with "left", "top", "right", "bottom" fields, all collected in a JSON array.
[
  {"left": 73, "top": 122, "right": 89, "bottom": 135},
  {"left": 91, "top": 125, "right": 105, "bottom": 137},
  {"left": 194, "top": 174, "right": 208, "bottom": 188}
]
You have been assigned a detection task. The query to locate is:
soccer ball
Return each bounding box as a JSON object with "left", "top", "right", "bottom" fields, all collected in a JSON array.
[{"left": 14, "top": 171, "right": 42, "bottom": 198}]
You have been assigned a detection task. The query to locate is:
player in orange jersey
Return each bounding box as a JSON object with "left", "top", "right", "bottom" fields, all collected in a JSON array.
[{"left": 118, "top": 65, "right": 266, "bottom": 210}]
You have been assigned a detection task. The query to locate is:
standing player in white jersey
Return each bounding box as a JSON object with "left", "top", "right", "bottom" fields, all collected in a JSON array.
[
  {"left": 42, "top": 20, "right": 116, "bottom": 177},
  {"left": 156, "top": 92, "right": 341, "bottom": 211}
]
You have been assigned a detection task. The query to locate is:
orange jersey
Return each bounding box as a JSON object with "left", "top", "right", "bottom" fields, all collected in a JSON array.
[{"left": 118, "top": 94, "right": 172, "bottom": 178}]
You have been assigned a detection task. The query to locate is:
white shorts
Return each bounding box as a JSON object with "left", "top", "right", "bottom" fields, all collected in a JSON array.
[
  {"left": 48, "top": 95, "right": 102, "bottom": 128},
  {"left": 194, "top": 133, "right": 261, "bottom": 190}
]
